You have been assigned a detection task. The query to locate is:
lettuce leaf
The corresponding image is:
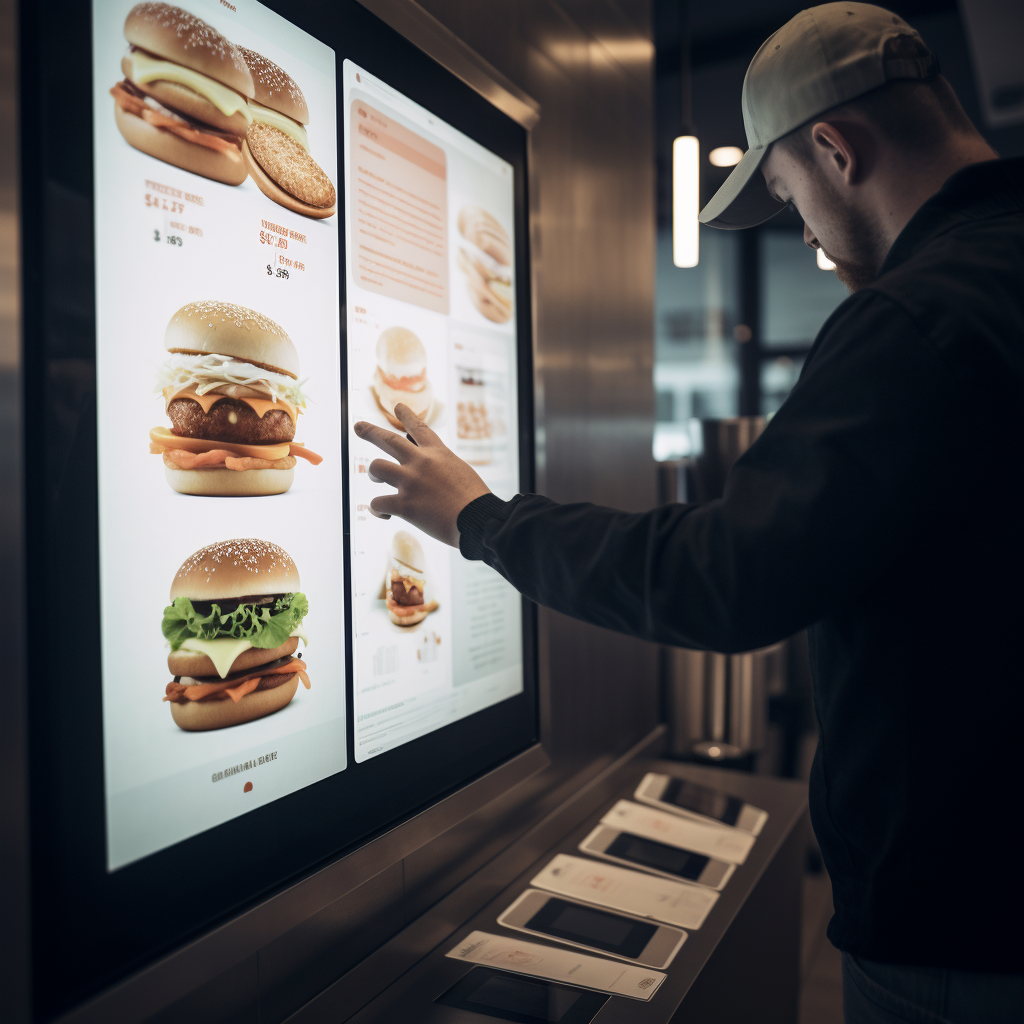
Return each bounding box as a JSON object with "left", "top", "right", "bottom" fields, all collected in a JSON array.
[{"left": 162, "top": 592, "right": 308, "bottom": 650}]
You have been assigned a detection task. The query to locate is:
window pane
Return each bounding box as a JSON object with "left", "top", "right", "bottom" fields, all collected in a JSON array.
[
  {"left": 760, "top": 229, "right": 849, "bottom": 347},
  {"left": 761, "top": 355, "right": 806, "bottom": 417},
  {"left": 654, "top": 225, "right": 740, "bottom": 459}
]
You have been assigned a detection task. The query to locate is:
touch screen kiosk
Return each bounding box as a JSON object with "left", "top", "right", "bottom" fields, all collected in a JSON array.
[{"left": 19, "top": 1, "right": 537, "bottom": 1018}]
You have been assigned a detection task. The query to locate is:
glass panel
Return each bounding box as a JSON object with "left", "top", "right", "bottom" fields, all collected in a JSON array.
[
  {"left": 654, "top": 224, "right": 740, "bottom": 460},
  {"left": 761, "top": 355, "right": 806, "bottom": 417},
  {"left": 760, "top": 229, "right": 849, "bottom": 347}
]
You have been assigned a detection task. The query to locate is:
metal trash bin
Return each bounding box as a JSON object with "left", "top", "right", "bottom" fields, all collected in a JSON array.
[{"left": 657, "top": 418, "right": 784, "bottom": 762}]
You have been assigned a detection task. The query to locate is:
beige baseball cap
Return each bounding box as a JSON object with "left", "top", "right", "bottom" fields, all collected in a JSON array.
[{"left": 699, "top": 2, "right": 939, "bottom": 230}]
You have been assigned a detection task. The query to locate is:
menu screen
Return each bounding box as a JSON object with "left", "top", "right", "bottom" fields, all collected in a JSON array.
[
  {"left": 92, "top": 0, "right": 345, "bottom": 870},
  {"left": 344, "top": 60, "right": 525, "bottom": 762}
]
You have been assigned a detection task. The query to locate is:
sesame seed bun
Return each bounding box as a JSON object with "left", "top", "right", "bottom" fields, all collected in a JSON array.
[
  {"left": 124, "top": 3, "right": 254, "bottom": 97},
  {"left": 167, "top": 637, "right": 299, "bottom": 679},
  {"left": 169, "top": 674, "right": 299, "bottom": 731},
  {"left": 243, "top": 124, "right": 336, "bottom": 219},
  {"left": 164, "top": 300, "right": 300, "bottom": 378},
  {"left": 238, "top": 47, "right": 309, "bottom": 124},
  {"left": 169, "top": 538, "right": 300, "bottom": 601},
  {"left": 164, "top": 464, "right": 295, "bottom": 496},
  {"left": 113, "top": 102, "right": 247, "bottom": 186}
]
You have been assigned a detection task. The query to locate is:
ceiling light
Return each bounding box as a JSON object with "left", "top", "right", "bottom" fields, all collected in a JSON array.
[
  {"left": 709, "top": 146, "right": 743, "bottom": 167},
  {"left": 673, "top": 135, "right": 699, "bottom": 268},
  {"left": 817, "top": 249, "right": 836, "bottom": 271}
]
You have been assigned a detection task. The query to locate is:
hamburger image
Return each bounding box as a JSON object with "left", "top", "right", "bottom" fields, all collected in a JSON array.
[
  {"left": 162, "top": 539, "right": 310, "bottom": 731},
  {"left": 456, "top": 206, "right": 513, "bottom": 324},
  {"left": 110, "top": 4, "right": 255, "bottom": 186},
  {"left": 240, "top": 47, "right": 336, "bottom": 219},
  {"left": 371, "top": 327, "right": 435, "bottom": 429},
  {"left": 385, "top": 532, "right": 437, "bottom": 627},
  {"left": 150, "top": 300, "right": 322, "bottom": 496}
]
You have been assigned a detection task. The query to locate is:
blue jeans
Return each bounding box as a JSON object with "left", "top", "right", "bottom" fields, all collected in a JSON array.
[{"left": 842, "top": 952, "right": 1024, "bottom": 1024}]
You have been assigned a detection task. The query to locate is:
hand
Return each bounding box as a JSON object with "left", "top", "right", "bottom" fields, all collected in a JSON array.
[{"left": 354, "top": 403, "right": 491, "bottom": 548}]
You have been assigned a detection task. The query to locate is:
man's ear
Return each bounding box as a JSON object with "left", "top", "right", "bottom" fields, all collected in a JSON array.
[{"left": 810, "top": 121, "right": 860, "bottom": 185}]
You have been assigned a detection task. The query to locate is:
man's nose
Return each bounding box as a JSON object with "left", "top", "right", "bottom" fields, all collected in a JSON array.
[{"left": 803, "top": 222, "right": 819, "bottom": 249}]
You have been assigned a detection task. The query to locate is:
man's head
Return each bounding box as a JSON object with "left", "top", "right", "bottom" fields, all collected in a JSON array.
[{"left": 700, "top": 4, "right": 995, "bottom": 291}]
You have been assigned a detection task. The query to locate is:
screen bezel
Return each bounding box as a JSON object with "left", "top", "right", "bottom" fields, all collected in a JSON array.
[{"left": 20, "top": 1, "right": 537, "bottom": 1018}]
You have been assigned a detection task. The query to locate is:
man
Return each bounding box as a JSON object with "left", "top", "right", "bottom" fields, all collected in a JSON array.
[{"left": 356, "top": 4, "right": 1024, "bottom": 1021}]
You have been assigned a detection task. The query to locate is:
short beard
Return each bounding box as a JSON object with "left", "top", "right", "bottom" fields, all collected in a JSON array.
[{"left": 814, "top": 177, "right": 889, "bottom": 293}]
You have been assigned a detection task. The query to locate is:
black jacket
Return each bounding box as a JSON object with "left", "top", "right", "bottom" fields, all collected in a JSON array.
[{"left": 457, "top": 157, "right": 1024, "bottom": 971}]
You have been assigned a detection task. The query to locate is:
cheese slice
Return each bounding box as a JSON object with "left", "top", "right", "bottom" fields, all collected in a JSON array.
[
  {"left": 248, "top": 99, "right": 309, "bottom": 150},
  {"left": 163, "top": 385, "right": 299, "bottom": 423},
  {"left": 179, "top": 636, "right": 255, "bottom": 679},
  {"left": 178, "top": 625, "right": 308, "bottom": 679},
  {"left": 126, "top": 50, "right": 251, "bottom": 121}
]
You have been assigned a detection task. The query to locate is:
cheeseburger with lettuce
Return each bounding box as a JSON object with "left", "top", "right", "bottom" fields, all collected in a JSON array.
[{"left": 162, "top": 538, "right": 310, "bottom": 731}]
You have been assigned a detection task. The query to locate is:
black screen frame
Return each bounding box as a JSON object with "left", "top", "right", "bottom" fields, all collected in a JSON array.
[{"left": 20, "top": 2, "right": 538, "bottom": 1018}]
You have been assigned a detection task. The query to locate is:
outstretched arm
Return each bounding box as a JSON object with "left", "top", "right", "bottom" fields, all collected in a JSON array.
[{"left": 354, "top": 293, "right": 970, "bottom": 652}]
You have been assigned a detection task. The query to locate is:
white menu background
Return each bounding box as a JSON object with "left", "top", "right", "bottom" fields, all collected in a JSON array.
[{"left": 92, "top": 0, "right": 346, "bottom": 870}]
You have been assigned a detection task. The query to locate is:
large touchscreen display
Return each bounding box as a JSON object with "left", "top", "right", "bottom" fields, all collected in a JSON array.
[
  {"left": 344, "top": 61, "right": 524, "bottom": 762},
  {"left": 92, "top": 0, "right": 345, "bottom": 870}
]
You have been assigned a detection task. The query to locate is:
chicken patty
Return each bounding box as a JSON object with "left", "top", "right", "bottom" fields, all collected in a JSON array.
[{"left": 168, "top": 397, "right": 296, "bottom": 444}]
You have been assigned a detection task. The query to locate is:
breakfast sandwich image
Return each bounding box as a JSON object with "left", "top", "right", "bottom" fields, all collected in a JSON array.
[
  {"left": 110, "top": 3, "right": 255, "bottom": 185},
  {"left": 382, "top": 531, "right": 439, "bottom": 627},
  {"left": 370, "top": 326, "right": 439, "bottom": 428},
  {"left": 150, "top": 300, "right": 322, "bottom": 496},
  {"left": 456, "top": 206, "right": 513, "bottom": 324},
  {"left": 162, "top": 539, "right": 310, "bottom": 731},
  {"left": 239, "top": 47, "right": 337, "bottom": 220}
]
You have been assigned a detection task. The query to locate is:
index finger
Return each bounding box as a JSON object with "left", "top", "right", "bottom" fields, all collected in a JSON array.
[
  {"left": 394, "top": 403, "right": 440, "bottom": 447},
  {"left": 354, "top": 420, "right": 417, "bottom": 462}
]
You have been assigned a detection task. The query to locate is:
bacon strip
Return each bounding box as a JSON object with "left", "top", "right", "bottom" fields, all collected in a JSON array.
[
  {"left": 387, "top": 598, "right": 425, "bottom": 617},
  {"left": 165, "top": 448, "right": 235, "bottom": 469},
  {"left": 111, "top": 82, "right": 240, "bottom": 153},
  {"left": 288, "top": 443, "right": 324, "bottom": 465},
  {"left": 164, "top": 658, "right": 309, "bottom": 703}
]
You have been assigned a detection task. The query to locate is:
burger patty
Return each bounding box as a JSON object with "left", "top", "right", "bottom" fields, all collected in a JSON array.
[
  {"left": 389, "top": 579, "right": 424, "bottom": 606},
  {"left": 168, "top": 397, "right": 295, "bottom": 444}
]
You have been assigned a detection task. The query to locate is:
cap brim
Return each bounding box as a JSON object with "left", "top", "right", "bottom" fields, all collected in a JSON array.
[{"left": 699, "top": 145, "right": 788, "bottom": 230}]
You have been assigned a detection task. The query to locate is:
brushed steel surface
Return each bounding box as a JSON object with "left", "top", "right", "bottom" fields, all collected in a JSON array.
[
  {"left": 0, "top": 0, "right": 30, "bottom": 1021},
  {"left": 284, "top": 727, "right": 668, "bottom": 1023},
  {"left": 355, "top": 0, "right": 541, "bottom": 128},
  {"left": 344, "top": 760, "right": 807, "bottom": 1023}
]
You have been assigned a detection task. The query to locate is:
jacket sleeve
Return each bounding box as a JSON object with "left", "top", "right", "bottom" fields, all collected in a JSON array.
[{"left": 457, "top": 292, "right": 976, "bottom": 652}]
